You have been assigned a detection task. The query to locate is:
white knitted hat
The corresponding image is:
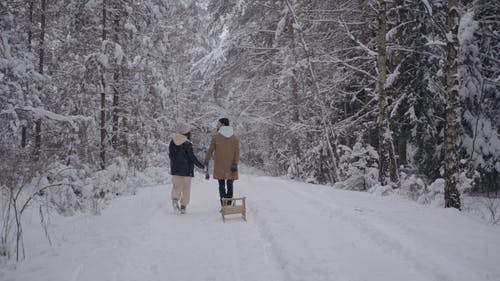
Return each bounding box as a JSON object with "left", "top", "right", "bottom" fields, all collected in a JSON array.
[{"left": 175, "top": 122, "right": 191, "bottom": 134}]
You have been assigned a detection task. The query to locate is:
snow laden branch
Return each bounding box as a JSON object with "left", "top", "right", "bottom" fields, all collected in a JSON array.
[
  {"left": 1, "top": 107, "right": 93, "bottom": 130},
  {"left": 420, "top": 0, "right": 433, "bottom": 15},
  {"left": 283, "top": 0, "right": 342, "bottom": 182},
  {"left": 332, "top": 97, "right": 379, "bottom": 134},
  {"left": 341, "top": 20, "right": 377, "bottom": 57},
  {"left": 284, "top": 0, "right": 321, "bottom": 98},
  {"left": 318, "top": 54, "right": 378, "bottom": 81}
]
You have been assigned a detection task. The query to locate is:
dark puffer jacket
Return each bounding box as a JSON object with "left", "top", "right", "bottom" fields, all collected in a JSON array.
[{"left": 169, "top": 133, "right": 204, "bottom": 177}]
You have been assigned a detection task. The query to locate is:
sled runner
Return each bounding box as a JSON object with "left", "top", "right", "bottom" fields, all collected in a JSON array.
[{"left": 221, "top": 197, "right": 246, "bottom": 222}]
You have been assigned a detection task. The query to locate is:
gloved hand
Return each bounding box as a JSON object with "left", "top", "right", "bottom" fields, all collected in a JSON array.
[
  {"left": 203, "top": 160, "right": 209, "bottom": 180},
  {"left": 230, "top": 164, "right": 238, "bottom": 172}
]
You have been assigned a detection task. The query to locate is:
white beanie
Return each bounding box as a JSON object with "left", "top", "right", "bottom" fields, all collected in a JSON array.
[{"left": 175, "top": 122, "right": 191, "bottom": 134}]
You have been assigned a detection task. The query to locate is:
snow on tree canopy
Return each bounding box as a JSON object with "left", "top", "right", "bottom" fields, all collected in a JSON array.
[{"left": 458, "top": 11, "right": 478, "bottom": 46}]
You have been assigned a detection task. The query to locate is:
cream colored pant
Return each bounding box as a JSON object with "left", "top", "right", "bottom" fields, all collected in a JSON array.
[{"left": 171, "top": 175, "right": 192, "bottom": 207}]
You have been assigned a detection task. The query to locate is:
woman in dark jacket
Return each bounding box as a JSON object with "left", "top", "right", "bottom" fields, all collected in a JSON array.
[{"left": 169, "top": 122, "right": 204, "bottom": 214}]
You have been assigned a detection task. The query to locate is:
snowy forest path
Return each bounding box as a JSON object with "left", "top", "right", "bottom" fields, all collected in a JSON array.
[
  {"left": 2, "top": 175, "right": 284, "bottom": 281},
  {"left": 239, "top": 175, "right": 500, "bottom": 281},
  {"left": 3, "top": 174, "right": 500, "bottom": 281},
  {"left": 242, "top": 176, "right": 436, "bottom": 281},
  {"left": 267, "top": 179, "right": 480, "bottom": 281}
]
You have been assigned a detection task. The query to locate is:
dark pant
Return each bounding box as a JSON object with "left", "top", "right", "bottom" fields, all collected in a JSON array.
[{"left": 218, "top": 179, "right": 234, "bottom": 206}]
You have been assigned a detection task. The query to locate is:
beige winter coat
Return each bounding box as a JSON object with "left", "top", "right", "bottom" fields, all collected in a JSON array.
[{"left": 205, "top": 126, "right": 240, "bottom": 180}]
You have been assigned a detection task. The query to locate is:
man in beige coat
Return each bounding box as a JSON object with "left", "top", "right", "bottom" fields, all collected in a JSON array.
[{"left": 205, "top": 118, "right": 240, "bottom": 206}]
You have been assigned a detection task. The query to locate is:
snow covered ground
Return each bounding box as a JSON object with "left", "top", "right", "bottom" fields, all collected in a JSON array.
[{"left": 2, "top": 173, "right": 500, "bottom": 281}]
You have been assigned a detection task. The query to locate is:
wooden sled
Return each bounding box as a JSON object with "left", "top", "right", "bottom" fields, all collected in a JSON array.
[{"left": 221, "top": 197, "right": 246, "bottom": 222}]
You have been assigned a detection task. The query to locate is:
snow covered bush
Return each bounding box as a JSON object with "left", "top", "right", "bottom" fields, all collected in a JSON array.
[
  {"left": 478, "top": 197, "right": 500, "bottom": 225},
  {"left": 463, "top": 196, "right": 500, "bottom": 225},
  {"left": 0, "top": 148, "right": 77, "bottom": 260},
  {"left": 54, "top": 156, "right": 169, "bottom": 215},
  {"left": 398, "top": 173, "right": 427, "bottom": 201},
  {"left": 126, "top": 166, "right": 171, "bottom": 192},
  {"left": 0, "top": 151, "right": 172, "bottom": 259},
  {"left": 292, "top": 141, "right": 328, "bottom": 184},
  {"left": 368, "top": 184, "right": 394, "bottom": 196},
  {"left": 414, "top": 178, "right": 444, "bottom": 207},
  {"left": 334, "top": 142, "right": 379, "bottom": 191}
]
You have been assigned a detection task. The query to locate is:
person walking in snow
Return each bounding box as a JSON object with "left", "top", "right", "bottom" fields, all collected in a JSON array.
[
  {"left": 204, "top": 118, "right": 240, "bottom": 207},
  {"left": 169, "top": 122, "right": 205, "bottom": 214}
]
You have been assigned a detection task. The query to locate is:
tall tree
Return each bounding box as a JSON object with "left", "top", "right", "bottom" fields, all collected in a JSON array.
[
  {"left": 22, "top": 0, "right": 36, "bottom": 149},
  {"left": 377, "top": 0, "right": 390, "bottom": 185},
  {"left": 286, "top": 6, "right": 301, "bottom": 177},
  {"left": 34, "top": 0, "right": 47, "bottom": 160},
  {"left": 458, "top": 1, "right": 500, "bottom": 195},
  {"left": 100, "top": 0, "right": 108, "bottom": 169},
  {"left": 444, "top": 0, "right": 461, "bottom": 209}
]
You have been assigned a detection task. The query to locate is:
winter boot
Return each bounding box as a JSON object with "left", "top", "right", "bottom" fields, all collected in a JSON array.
[
  {"left": 172, "top": 199, "right": 180, "bottom": 213},
  {"left": 180, "top": 205, "right": 186, "bottom": 214}
]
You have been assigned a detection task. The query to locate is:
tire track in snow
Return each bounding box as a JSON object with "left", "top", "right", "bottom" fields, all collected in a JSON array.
[
  {"left": 70, "top": 261, "right": 85, "bottom": 281},
  {"left": 229, "top": 233, "right": 243, "bottom": 281},
  {"left": 248, "top": 206, "right": 290, "bottom": 281},
  {"left": 246, "top": 186, "right": 348, "bottom": 281},
  {"left": 283, "top": 184, "right": 483, "bottom": 281}
]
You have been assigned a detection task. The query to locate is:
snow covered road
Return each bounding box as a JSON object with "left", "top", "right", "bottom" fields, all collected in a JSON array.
[{"left": 2, "top": 174, "right": 500, "bottom": 281}]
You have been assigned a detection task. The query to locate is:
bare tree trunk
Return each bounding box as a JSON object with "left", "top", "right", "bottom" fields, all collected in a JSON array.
[
  {"left": 34, "top": 0, "right": 47, "bottom": 160},
  {"left": 13, "top": 200, "right": 23, "bottom": 261},
  {"left": 100, "top": 86, "right": 106, "bottom": 170},
  {"left": 324, "top": 127, "right": 339, "bottom": 183},
  {"left": 22, "top": 1, "right": 35, "bottom": 149},
  {"left": 389, "top": 139, "right": 399, "bottom": 183},
  {"left": 100, "top": 0, "right": 107, "bottom": 169},
  {"left": 0, "top": 191, "right": 13, "bottom": 258},
  {"left": 121, "top": 117, "right": 129, "bottom": 156},
  {"left": 28, "top": 0, "right": 34, "bottom": 52},
  {"left": 34, "top": 119, "right": 42, "bottom": 158},
  {"left": 290, "top": 75, "right": 299, "bottom": 124},
  {"left": 359, "top": 0, "right": 366, "bottom": 45},
  {"left": 287, "top": 12, "right": 299, "bottom": 123},
  {"left": 213, "top": 79, "right": 221, "bottom": 102},
  {"left": 112, "top": 77, "right": 119, "bottom": 150},
  {"left": 377, "top": 0, "right": 390, "bottom": 185},
  {"left": 111, "top": 14, "right": 120, "bottom": 150},
  {"left": 287, "top": 11, "right": 301, "bottom": 171},
  {"left": 21, "top": 126, "right": 27, "bottom": 148},
  {"left": 39, "top": 205, "right": 52, "bottom": 246},
  {"left": 444, "top": 0, "right": 461, "bottom": 210},
  {"left": 38, "top": 0, "right": 46, "bottom": 75}
]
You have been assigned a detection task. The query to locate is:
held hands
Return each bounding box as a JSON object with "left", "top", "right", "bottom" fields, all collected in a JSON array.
[
  {"left": 203, "top": 160, "right": 210, "bottom": 180},
  {"left": 230, "top": 164, "right": 238, "bottom": 172}
]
